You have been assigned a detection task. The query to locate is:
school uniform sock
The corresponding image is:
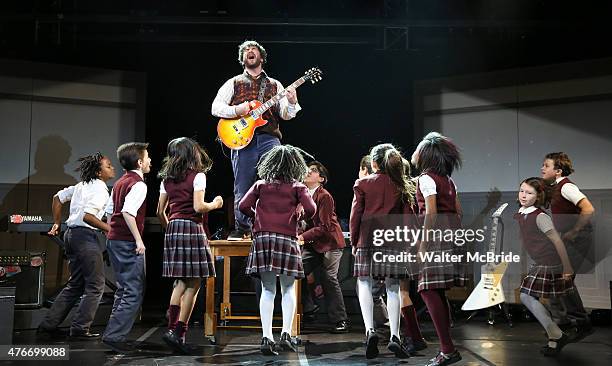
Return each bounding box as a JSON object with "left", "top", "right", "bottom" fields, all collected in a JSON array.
[
  {"left": 520, "top": 292, "right": 563, "bottom": 340},
  {"left": 401, "top": 305, "right": 424, "bottom": 341},
  {"left": 260, "top": 271, "right": 277, "bottom": 341},
  {"left": 356, "top": 276, "right": 375, "bottom": 333},
  {"left": 279, "top": 274, "right": 296, "bottom": 335},
  {"left": 175, "top": 321, "right": 187, "bottom": 342},
  {"left": 421, "top": 289, "right": 455, "bottom": 354},
  {"left": 167, "top": 304, "right": 181, "bottom": 330},
  {"left": 385, "top": 278, "right": 401, "bottom": 340}
]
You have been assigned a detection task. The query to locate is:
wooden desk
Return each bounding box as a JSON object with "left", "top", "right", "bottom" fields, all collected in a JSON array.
[{"left": 204, "top": 240, "right": 301, "bottom": 344}]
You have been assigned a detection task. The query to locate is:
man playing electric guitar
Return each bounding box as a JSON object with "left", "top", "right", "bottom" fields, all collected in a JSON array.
[{"left": 211, "top": 40, "right": 301, "bottom": 241}]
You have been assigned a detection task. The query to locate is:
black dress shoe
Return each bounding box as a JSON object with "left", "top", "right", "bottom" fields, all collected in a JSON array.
[
  {"left": 541, "top": 333, "right": 570, "bottom": 357},
  {"left": 278, "top": 332, "right": 297, "bottom": 352},
  {"left": 162, "top": 329, "right": 190, "bottom": 355},
  {"left": 102, "top": 339, "right": 136, "bottom": 354},
  {"left": 365, "top": 328, "right": 379, "bottom": 359},
  {"left": 70, "top": 330, "right": 101, "bottom": 339},
  {"left": 330, "top": 320, "right": 350, "bottom": 334},
  {"left": 387, "top": 335, "right": 410, "bottom": 359},
  {"left": 426, "top": 350, "right": 462, "bottom": 366},
  {"left": 260, "top": 337, "right": 279, "bottom": 356},
  {"left": 37, "top": 327, "right": 68, "bottom": 337},
  {"left": 573, "top": 324, "right": 595, "bottom": 342}
]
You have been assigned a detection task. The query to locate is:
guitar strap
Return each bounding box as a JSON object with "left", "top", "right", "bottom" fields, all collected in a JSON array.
[{"left": 257, "top": 76, "right": 268, "bottom": 102}]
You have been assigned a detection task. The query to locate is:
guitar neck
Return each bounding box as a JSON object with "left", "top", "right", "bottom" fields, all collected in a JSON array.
[
  {"left": 487, "top": 217, "right": 499, "bottom": 255},
  {"left": 253, "top": 77, "right": 306, "bottom": 117}
]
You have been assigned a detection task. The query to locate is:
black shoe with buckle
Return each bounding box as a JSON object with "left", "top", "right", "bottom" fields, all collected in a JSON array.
[
  {"left": 330, "top": 320, "right": 350, "bottom": 334},
  {"left": 387, "top": 335, "right": 410, "bottom": 359},
  {"left": 365, "top": 328, "right": 379, "bottom": 359},
  {"left": 426, "top": 350, "right": 462, "bottom": 366},
  {"left": 162, "top": 329, "right": 190, "bottom": 355},
  {"left": 260, "top": 337, "right": 279, "bottom": 356},
  {"left": 70, "top": 330, "right": 101, "bottom": 339},
  {"left": 541, "top": 333, "right": 570, "bottom": 357},
  {"left": 278, "top": 332, "right": 297, "bottom": 352}
]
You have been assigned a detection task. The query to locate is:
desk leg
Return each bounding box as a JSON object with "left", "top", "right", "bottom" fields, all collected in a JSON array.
[
  {"left": 205, "top": 276, "right": 217, "bottom": 344},
  {"left": 291, "top": 279, "right": 301, "bottom": 337},
  {"left": 220, "top": 256, "right": 231, "bottom": 320}
]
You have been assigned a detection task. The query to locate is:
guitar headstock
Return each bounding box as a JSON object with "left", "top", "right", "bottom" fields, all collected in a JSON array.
[
  {"left": 304, "top": 67, "right": 323, "bottom": 84},
  {"left": 492, "top": 203, "right": 509, "bottom": 218}
]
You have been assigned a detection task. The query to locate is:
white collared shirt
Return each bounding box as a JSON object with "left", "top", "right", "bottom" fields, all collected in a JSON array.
[
  {"left": 418, "top": 174, "right": 458, "bottom": 198},
  {"left": 307, "top": 185, "right": 320, "bottom": 197},
  {"left": 555, "top": 177, "right": 586, "bottom": 205},
  {"left": 160, "top": 173, "right": 207, "bottom": 193},
  {"left": 211, "top": 71, "right": 302, "bottom": 119},
  {"left": 104, "top": 170, "right": 148, "bottom": 217},
  {"left": 56, "top": 179, "right": 110, "bottom": 229},
  {"left": 518, "top": 206, "right": 554, "bottom": 233}
]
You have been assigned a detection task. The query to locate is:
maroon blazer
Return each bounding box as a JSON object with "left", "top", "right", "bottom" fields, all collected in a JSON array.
[
  {"left": 301, "top": 186, "right": 345, "bottom": 253},
  {"left": 350, "top": 173, "right": 410, "bottom": 248},
  {"left": 239, "top": 180, "right": 316, "bottom": 237}
]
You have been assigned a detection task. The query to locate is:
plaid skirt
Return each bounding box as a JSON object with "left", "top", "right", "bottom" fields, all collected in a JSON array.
[
  {"left": 416, "top": 246, "right": 469, "bottom": 292},
  {"left": 163, "top": 219, "right": 216, "bottom": 278},
  {"left": 353, "top": 246, "right": 418, "bottom": 279},
  {"left": 245, "top": 231, "right": 304, "bottom": 279},
  {"left": 520, "top": 263, "right": 574, "bottom": 298}
]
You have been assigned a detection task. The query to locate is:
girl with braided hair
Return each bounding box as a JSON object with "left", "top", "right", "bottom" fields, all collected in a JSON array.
[
  {"left": 38, "top": 152, "right": 115, "bottom": 339},
  {"left": 239, "top": 145, "right": 316, "bottom": 355}
]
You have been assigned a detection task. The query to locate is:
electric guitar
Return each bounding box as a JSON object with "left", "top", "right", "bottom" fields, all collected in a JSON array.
[
  {"left": 462, "top": 203, "right": 509, "bottom": 311},
  {"left": 217, "top": 67, "right": 323, "bottom": 150}
]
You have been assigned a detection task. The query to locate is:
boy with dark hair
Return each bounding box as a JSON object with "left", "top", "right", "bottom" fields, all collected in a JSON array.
[
  {"left": 38, "top": 153, "right": 115, "bottom": 339},
  {"left": 299, "top": 161, "right": 350, "bottom": 334},
  {"left": 102, "top": 142, "right": 152, "bottom": 353},
  {"left": 541, "top": 152, "right": 595, "bottom": 340}
]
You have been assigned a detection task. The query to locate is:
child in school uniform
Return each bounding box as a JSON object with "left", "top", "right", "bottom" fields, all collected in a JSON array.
[
  {"left": 541, "top": 152, "right": 595, "bottom": 339},
  {"left": 350, "top": 143, "right": 418, "bottom": 359},
  {"left": 239, "top": 145, "right": 316, "bottom": 356},
  {"left": 411, "top": 132, "right": 465, "bottom": 366},
  {"left": 102, "top": 142, "right": 151, "bottom": 354},
  {"left": 156, "top": 137, "right": 223, "bottom": 354},
  {"left": 38, "top": 153, "right": 115, "bottom": 339},
  {"left": 515, "top": 177, "right": 575, "bottom": 356}
]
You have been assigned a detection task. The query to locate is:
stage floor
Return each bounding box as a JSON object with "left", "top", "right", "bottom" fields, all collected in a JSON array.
[{"left": 9, "top": 318, "right": 612, "bottom": 365}]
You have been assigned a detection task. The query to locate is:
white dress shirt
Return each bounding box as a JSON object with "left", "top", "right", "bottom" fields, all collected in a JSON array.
[{"left": 56, "top": 179, "right": 110, "bottom": 229}]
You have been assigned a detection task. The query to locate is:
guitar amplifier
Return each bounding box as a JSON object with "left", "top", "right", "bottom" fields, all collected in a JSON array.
[{"left": 0, "top": 251, "right": 45, "bottom": 308}]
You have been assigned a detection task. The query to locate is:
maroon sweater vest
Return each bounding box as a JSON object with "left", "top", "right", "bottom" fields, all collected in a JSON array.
[
  {"left": 107, "top": 171, "right": 147, "bottom": 242},
  {"left": 164, "top": 170, "right": 203, "bottom": 224},
  {"left": 514, "top": 208, "right": 561, "bottom": 265},
  {"left": 416, "top": 172, "right": 457, "bottom": 215},
  {"left": 551, "top": 177, "right": 581, "bottom": 233},
  {"left": 229, "top": 72, "right": 281, "bottom": 139}
]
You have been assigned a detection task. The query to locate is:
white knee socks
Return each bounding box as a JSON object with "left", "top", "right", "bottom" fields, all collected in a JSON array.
[
  {"left": 386, "top": 278, "right": 401, "bottom": 340},
  {"left": 356, "top": 276, "right": 374, "bottom": 334},
  {"left": 279, "top": 274, "right": 296, "bottom": 335},
  {"left": 260, "top": 272, "right": 277, "bottom": 340}
]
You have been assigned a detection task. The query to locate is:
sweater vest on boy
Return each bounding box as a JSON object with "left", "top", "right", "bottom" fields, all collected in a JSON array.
[
  {"left": 229, "top": 73, "right": 281, "bottom": 139},
  {"left": 514, "top": 208, "right": 561, "bottom": 265},
  {"left": 107, "top": 171, "right": 147, "bottom": 241},
  {"left": 164, "top": 170, "right": 202, "bottom": 224},
  {"left": 551, "top": 177, "right": 581, "bottom": 233}
]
